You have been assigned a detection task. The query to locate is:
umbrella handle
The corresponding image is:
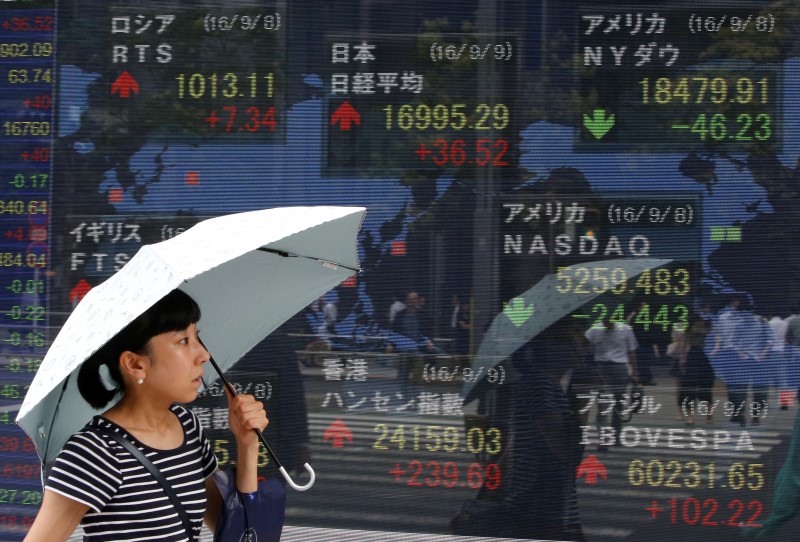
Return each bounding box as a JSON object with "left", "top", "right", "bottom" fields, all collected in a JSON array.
[
  {"left": 204, "top": 353, "right": 316, "bottom": 492},
  {"left": 279, "top": 463, "right": 316, "bottom": 491}
]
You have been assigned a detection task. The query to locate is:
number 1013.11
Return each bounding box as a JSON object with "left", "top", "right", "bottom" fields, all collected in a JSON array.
[{"left": 175, "top": 72, "right": 274, "bottom": 99}]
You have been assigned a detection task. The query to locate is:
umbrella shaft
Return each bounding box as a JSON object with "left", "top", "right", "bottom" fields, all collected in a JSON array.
[{"left": 206, "top": 356, "right": 284, "bottom": 471}]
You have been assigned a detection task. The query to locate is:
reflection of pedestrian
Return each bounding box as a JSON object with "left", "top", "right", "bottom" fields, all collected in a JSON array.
[
  {"left": 585, "top": 315, "right": 638, "bottom": 447},
  {"left": 323, "top": 297, "right": 338, "bottom": 332},
  {"left": 26, "top": 290, "right": 268, "bottom": 541},
  {"left": 391, "top": 291, "right": 442, "bottom": 387},
  {"left": 503, "top": 329, "right": 585, "bottom": 540},
  {"left": 626, "top": 301, "right": 666, "bottom": 385},
  {"left": 676, "top": 313, "right": 715, "bottom": 425},
  {"left": 711, "top": 299, "right": 774, "bottom": 426},
  {"left": 387, "top": 294, "right": 405, "bottom": 325},
  {"left": 455, "top": 301, "right": 471, "bottom": 356}
]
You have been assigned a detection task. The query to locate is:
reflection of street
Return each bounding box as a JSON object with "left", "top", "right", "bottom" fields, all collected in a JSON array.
[
  {"left": 573, "top": 369, "right": 800, "bottom": 542},
  {"left": 278, "top": 372, "right": 800, "bottom": 541},
  {"left": 64, "top": 362, "right": 800, "bottom": 542}
]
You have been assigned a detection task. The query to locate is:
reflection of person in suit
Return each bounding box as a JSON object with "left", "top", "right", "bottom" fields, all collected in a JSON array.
[
  {"left": 675, "top": 311, "right": 715, "bottom": 425},
  {"left": 502, "top": 324, "right": 586, "bottom": 540},
  {"left": 391, "top": 291, "right": 442, "bottom": 388},
  {"left": 392, "top": 292, "right": 436, "bottom": 351}
]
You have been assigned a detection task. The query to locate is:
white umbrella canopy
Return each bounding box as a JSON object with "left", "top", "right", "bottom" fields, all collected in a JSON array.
[
  {"left": 17, "top": 206, "right": 365, "bottom": 469},
  {"left": 463, "top": 258, "right": 673, "bottom": 402}
]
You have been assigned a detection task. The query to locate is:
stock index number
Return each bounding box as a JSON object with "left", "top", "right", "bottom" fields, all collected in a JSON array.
[
  {"left": 584, "top": 303, "right": 689, "bottom": 332},
  {"left": 684, "top": 112, "right": 772, "bottom": 142},
  {"left": 176, "top": 72, "right": 274, "bottom": 99},
  {"left": 373, "top": 424, "right": 502, "bottom": 455},
  {"left": 640, "top": 76, "right": 769, "bottom": 105},
  {"left": 556, "top": 267, "right": 690, "bottom": 296},
  {"left": 629, "top": 460, "right": 765, "bottom": 491},
  {"left": 384, "top": 103, "right": 509, "bottom": 131}
]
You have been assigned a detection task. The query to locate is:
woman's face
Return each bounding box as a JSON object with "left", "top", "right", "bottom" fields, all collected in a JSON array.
[{"left": 142, "top": 322, "right": 209, "bottom": 403}]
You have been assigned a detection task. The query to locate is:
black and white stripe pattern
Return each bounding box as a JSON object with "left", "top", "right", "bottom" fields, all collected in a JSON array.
[{"left": 46, "top": 404, "right": 218, "bottom": 542}]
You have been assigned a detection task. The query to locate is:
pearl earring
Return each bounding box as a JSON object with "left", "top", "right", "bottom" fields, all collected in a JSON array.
[{"left": 137, "top": 378, "right": 144, "bottom": 385}]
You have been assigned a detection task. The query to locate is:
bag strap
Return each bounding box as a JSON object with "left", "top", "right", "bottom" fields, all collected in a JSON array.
[{"left": 95, "top": 426, "right": 195, "bottom": 540}]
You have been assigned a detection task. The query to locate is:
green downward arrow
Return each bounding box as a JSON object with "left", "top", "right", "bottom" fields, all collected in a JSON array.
[
  {"left": 502, "top": 298, "right": 534, "bottom": 327},
  {"left": 583, "top": 109, "right": 615, "bottom": 139}
]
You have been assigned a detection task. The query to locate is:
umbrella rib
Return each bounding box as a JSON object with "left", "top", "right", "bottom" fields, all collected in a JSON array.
[
  {"left": 41, "top": 373, "right": 72, "bottom": 464},
  {"left": 258, "top": 247, "right": 360, "bottom": 273}
]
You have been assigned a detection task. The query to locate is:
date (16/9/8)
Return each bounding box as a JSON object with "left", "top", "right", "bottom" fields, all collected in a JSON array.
[{"left": 373, "top": 424, "right": 502, "bottom": 455}]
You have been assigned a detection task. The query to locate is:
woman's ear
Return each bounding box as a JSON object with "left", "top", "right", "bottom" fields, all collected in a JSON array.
[{"left": 118, "top": 350, "right": 150, "bottom": 381}]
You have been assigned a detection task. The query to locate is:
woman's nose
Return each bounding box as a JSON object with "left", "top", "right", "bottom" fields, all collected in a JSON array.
[{"left": 195, "top": 341, "right": 210, "bottom": 363}]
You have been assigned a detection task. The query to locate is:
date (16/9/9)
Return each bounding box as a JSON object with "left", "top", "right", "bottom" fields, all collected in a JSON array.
[
  {"left": 373, "top": 424, "right": 502, "bottom": 455},
  {"left": 390, "top": 460, "right": 501, "bottom": 490}
]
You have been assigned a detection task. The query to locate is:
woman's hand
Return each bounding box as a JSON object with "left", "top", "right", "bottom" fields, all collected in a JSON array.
[
  {"left": 224, "top": 389, "right": 268, "bottom": 493},
  {"left": 226, "top": 389, "right": 268, "bottom": 448}
]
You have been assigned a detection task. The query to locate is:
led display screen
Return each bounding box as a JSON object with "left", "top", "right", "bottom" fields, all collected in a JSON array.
[{"left": 2, "top": 1, "right": 799, "bottom": 541}]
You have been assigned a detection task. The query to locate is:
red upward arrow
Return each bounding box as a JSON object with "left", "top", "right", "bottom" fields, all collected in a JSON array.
[
  {"left": 330, "top": 101, "right": 360, "bottom": 130},
  {"left": 575, "top": 454, "right": 608, "bottom": 485},
  {"left": 69, "top": 278, "right": 92, "bottom": 304},
  {"left": 111, "top": 71, "right": 139, "bottom": 98},
  {"left": 322, "top": 418, "right": 353, "bottom": 448}
]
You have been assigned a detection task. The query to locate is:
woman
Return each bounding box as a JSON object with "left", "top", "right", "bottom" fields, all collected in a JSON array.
[{"left": 24, "top": 290, "right": 269, "bottom": 542}]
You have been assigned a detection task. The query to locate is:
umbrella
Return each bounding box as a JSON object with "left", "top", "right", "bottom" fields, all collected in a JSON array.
[
  {"left": 462, "top": 257, "right": 672, "bottom": 402},
  {"left": 17, "top": 206, "right": 366, "bottom": 491}
]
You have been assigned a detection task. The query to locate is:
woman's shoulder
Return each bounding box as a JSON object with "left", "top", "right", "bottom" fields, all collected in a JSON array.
[
  {"left": 170, "top": 403, "right": 205, "bottom": 438},
  {"left": 54, "top": 417, "right": 125, "bottom": 470}
]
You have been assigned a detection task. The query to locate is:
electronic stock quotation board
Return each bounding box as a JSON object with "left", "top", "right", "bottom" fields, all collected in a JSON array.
[{"left": 1, "top": 1, "right": 800, "bottom": 541}]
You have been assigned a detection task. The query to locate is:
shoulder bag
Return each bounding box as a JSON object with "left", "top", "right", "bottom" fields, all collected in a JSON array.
[{"left": 96, "top": 427, "right": 286, "bottom": 542}]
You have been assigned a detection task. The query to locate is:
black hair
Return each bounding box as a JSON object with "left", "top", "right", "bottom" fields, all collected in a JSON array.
[{"left": 77, "top": 289, "right": 201, "bottom": 409}]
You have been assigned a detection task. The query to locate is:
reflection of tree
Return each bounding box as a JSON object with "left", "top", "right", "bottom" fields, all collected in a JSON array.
[
  {"left": 702, "top": 1, "right": 800, "bottom": 313},
  {"left": 709, "top": 154, "right": 800, "bottom": 315},
  {"left": 522, "top": 32, "right": 582, "bottom": 126}
]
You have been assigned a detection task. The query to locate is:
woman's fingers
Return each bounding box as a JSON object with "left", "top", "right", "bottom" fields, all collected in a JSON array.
[{"left": 226, "top": 393, "right": 269, "bottom": 431}]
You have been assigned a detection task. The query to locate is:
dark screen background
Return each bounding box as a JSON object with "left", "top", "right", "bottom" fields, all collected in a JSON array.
[{"left": 3, "top": 0, "right": 800, "bottom": 540}]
